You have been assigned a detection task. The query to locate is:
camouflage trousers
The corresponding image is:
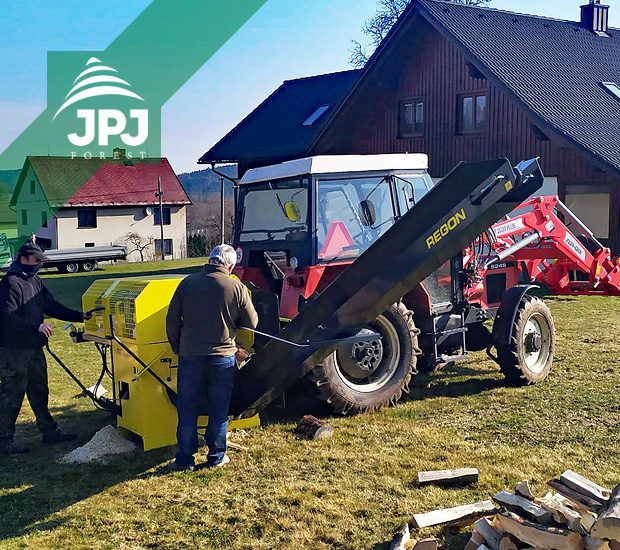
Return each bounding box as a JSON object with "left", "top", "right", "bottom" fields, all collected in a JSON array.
[{"left": 0, "top": 347, "right": 56, "bottom": 442}]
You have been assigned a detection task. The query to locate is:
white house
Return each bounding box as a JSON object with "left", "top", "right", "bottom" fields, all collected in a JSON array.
[{"left": 10, "top": 156, "right": 191, "bottom": 261}]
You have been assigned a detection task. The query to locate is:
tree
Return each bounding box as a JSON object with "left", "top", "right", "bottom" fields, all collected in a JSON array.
[
  {"left": 350, "top": 0, "right": 491, "bottom": 67},
  {"left": 120, "top": 232, "right": 154, "bottom": 262}
]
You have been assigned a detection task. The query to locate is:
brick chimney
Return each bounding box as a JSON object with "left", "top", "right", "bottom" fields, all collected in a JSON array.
[{"left": 581, "top": 0, "right": 610, "bottom": 34}]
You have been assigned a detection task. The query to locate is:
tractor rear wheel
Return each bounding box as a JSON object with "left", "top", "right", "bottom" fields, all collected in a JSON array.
[
  {"left": 497, "top": 296, "right": 555, "bottom": 385},
  {"left": 309, "top": 303, "right": 420, "bottom": 415}
]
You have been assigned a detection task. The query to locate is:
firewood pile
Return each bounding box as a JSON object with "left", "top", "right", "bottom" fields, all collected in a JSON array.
[{"left": 389, "top": 469, "right": 619, "bottom": 550}]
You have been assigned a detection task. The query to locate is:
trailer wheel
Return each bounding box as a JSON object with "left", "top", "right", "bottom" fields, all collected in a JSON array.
[
  {"left": 496, "top": 296, "right": 555, "bottom": 385},
  {"left": 309, "top": 303, "right": 420, "bottom": 415},
  {"left": 81, "top": 261, "right": 96, "bottom": 272},
  {"left": 60, "top": 262, "right": 79, "bottom": 274}
]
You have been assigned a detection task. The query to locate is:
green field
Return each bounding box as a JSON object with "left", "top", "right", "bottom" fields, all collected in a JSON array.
[{"left": 0, "top": 259, "right": 618, "bottom": 549}]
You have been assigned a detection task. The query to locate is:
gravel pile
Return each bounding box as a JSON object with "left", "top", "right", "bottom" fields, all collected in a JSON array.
[{"left": 59, "top": 425, "right": 137, "bottom": 464}]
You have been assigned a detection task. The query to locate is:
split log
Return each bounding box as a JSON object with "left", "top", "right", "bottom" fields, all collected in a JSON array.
[
  {"left": 499, "top": 534, "right": 520, "bottom": 550},
  {"left": 583, "top": 536, "right": 610, "bottom": 550},
  {"left": 464, "top": 530, "right": 485, "bottom": 550},
  {"left": 412, "top": 500, "right": 496, "bottom": 528},
  {"left": 538, "top": 492, "right": 586, "bottom": 533},
  {"left": 496, "top": 510, "right": 584, "bottom": 550},
  {"left": 548, "top": 479, "right": 602, "bottom": 512},
  {"left": 493, "top": 490, "right": 553, "bottom": 524},
  {"left": 560, "top": 471, "right": 611, "bottom": 506},
  {"left": 515, "top": 480, "right": 535, "bottom": 500},
  {"left": 413, "top": 538, "right": 439, "bottom": 550},
  {"left": 418, "top": 468, "right": 479, "bottom": 487},
  {"left": 591, "top": 483, "right": 620, "bottom": 542},
  {"left": 294, "top": 415, "right": 333, "bottom": 439},
  {"left": 473, "top": 517, "right": 502, "bottom": 550}
]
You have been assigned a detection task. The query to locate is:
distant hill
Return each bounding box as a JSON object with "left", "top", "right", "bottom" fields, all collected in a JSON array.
[
  {"left": 177, "top": 165, "right": 236, "bottom": 202},
  {"left": 0, "top": 170, "right": 20, "bottom": 195}
]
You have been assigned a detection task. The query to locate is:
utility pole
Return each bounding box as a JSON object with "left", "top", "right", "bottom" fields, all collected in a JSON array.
[
  {"left": 156, "top": 176, "right": 165, "bottom": 261},
  {"left": 220, "top": 176, "right": 225, "bottom": 244}
]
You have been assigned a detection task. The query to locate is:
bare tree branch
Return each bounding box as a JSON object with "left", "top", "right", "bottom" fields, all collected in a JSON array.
[{"left": 350, "top": 0, "right": 491, "bottom": 67}]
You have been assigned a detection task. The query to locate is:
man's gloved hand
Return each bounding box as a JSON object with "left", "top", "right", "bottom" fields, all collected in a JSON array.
[
  {"left": 38, "top": 323, "right": 53, "bottom": 338},
  {"left": 83, "top": 311, "right": 93, "bottom": 321}
]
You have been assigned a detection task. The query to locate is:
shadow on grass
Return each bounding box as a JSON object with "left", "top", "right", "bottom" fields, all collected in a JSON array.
[{"left": 0, "top": 407, "right": 171, "bottom": 541}]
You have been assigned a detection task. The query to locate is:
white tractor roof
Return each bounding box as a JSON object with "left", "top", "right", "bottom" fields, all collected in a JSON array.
[{"left": 239, "top": 154, "right": 429, "bottom": 184}]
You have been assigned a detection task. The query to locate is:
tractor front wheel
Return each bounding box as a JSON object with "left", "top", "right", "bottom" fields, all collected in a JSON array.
[
  {"left": 309, "top": 303, "right": 420, "bottom": 415},
  {"left": 496, "top": 296, "right": 555, "bottom": 385}
]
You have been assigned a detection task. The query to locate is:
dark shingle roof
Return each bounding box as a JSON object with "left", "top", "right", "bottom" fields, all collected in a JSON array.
[
  {"left": 199, "top": 70, "right": 361, "bottom": 165},
  {"left": 416, "top": 0, "right": 620, "bottom": 173}
]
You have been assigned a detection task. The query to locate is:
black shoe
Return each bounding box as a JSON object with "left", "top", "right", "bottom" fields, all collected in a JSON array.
[
  {"left": 167, "top": 460, "right": 195, "bottom": 472},
  {"left": 0, "top": 441, "right": 30, "bottom": 454},
  {"left": 42, "top": 430, "right": 78, "bottom": 444}
]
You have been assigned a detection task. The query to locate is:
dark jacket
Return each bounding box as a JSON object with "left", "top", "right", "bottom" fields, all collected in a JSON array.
[
  {"left": 0, "top": 262, "right": 84, "bottom": 349},
  {"left": 166, "top": 264, "right": 259, "bottom": 357}
]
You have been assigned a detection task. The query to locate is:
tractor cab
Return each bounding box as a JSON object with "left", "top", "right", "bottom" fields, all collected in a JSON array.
[{"left": 233, "top": 154, "right": 434, "bottom": 317}]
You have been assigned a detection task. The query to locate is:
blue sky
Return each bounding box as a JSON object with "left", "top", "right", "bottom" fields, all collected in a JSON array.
[{"left": 1, "top": 0, "right": 618, "bottom": 173}]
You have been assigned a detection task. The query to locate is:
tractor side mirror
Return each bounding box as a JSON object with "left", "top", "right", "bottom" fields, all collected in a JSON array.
[
  {"left": 284, "top": 201, "right": 301, "bottom": 222},
  {"left": 359, "top": 200, "right": 376, "bottom": 227}
]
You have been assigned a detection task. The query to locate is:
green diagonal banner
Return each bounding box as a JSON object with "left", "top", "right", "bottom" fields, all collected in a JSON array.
[{"left": 0, "top": 0, "right": 268, "bottom": 190}]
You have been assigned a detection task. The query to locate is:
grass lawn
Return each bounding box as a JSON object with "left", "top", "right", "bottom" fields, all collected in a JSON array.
[{"left": 0, "top": 261, "right": 618, "bottom": 549}]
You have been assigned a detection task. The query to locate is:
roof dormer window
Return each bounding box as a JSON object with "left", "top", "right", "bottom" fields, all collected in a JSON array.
[
  {"left": 303, "top": 104, "right": 332, "bottom": 126},
  {"left": 601, "top": 82, "right": 620, "bottom": 101}
]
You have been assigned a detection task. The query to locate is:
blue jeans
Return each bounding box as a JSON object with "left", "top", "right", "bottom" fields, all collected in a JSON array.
[{"left": 175, "top": 355, "right": 236, "bottom": 467}]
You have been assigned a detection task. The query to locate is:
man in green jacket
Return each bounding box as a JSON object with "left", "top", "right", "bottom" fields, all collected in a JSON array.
[{"left": 166, "top": 244, "right": 258, "bottom": 471}]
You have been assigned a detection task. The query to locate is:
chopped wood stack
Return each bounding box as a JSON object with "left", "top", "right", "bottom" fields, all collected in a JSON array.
[{"left": 390, "top": 469, "right": 618, "bottom": 550}]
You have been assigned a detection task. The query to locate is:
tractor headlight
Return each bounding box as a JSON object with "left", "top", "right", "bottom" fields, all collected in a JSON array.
[{"left": 290, "top": 256, "right": 299, "bottom": 271}]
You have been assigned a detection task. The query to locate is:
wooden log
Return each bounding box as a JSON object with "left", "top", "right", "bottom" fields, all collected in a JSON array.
[
  {"left": 418, "top": 468, "right": 479, "bottom": 487},
  {"left": 538, "top": 492, "right": 586, "bottom": 533},
  {"left": 493, "top": 490, "right": 553, "bottom": 524},
  {"left": 583, "top": 536, "right": 610, "bottom": 550},
  {"left": 591, "top": 483, "right": 620, "bottom": 542},
  {"left": 413, "top": 538, "right": 439, "bottom": 550},
  {"left": 294, "top": 415, "right": 333, "bottom": 439},
  {"left": 464, "top": 530, "right": 485, "bottom": 550},
  {"left": 496, "top": 510, "right": 584, "bottom": 550},
  {"left": 560, "top": 471, "right": 611, "bottom": 506},
  {"left": 499, "top": 534, "right": 520, "bottom": 550},
  {"left": 473, "top": 517, "right": 502, "bottom": 550},
  {"left": 548, "top": 479, "right": 602, "bottom": 512},
  {"left": 412, "top": 500, "right": 496, "bottom": 528},
  {"left": 515, "top": 480, "right": 535, "bottom": 500}
]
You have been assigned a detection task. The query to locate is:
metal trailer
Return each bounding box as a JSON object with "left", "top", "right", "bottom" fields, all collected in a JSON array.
[{"left": 42, "top": 245, "right": 127, "bottom": 273}]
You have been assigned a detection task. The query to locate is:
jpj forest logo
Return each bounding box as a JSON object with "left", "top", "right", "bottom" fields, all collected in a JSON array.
[{"left": 51, "top": 55, "right": 152, "bottom": 160}]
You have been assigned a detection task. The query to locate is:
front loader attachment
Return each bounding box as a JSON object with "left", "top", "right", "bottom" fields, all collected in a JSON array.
[{"left": 231, "top": 158, "right": 544, "bottom": 418}]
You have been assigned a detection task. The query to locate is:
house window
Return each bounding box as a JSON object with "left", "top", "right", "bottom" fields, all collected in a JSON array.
[
  {"left": 399, "top": 100, "right": 424, "bottom": 137},
  {"left": 41, "top": 211, "right": 48, "bottom": 228},
  {"left": 155, "top": 238, "right": 173, "bottom": 256},
  {"left": 77, "top": 208, "right": 97, "bottom": 228},
  {"left": 601, "top": 82, "right": 620, "bottom": 101},
  {"left": 154, "top": 207, "right": 171, "bottom": 225},
  {"left": 21, "top": 209, "right": 28, "bottom": 225},
  {"left": 303, "top": 104, "right": 332, "bottom": 126},
  {"left": 565, "top": 192, "right": 610, "bottom": 239},
  {"left": 30, "top": 180, "right": 36, "bottom": 194},
  {"left": 458, "top": 92, "right": 487, "bottom": 133}
]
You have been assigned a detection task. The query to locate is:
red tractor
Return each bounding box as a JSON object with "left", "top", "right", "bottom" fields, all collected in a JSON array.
[{"left": 229, "top": 154, "right": 566, "bottom": 416}]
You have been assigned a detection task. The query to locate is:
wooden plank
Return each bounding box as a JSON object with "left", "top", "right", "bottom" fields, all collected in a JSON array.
[
  {"left": 515, "top": 480, "right": 534, "bottom": 500},
  {"left": 591, "top": 483, "right": 620, "bottom": 542},
  {"left": 496, "top": 510, "right": 584, "bottom": 550},
  {"left": 418, "top": 468, "right": 479, "bottom": 487},
  {"left": 560, "top": 471, "right": 611, "bottom": 505},
  {"left": 493, "top": 490, "right": 553, "bottom": 524},
  {"left": 548, "top": 479, "right": 602, "bottom": 512},
  {"left": 473, "top": 517, "right": 501, "bottom": 550},
  {"left": 412, "top": 500, "right": 496, "bottom": 528}
]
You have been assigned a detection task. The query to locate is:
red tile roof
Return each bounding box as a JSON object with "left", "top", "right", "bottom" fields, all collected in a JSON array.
[{"left": 62, "top": 158, "right": 190, "bottom": 207}]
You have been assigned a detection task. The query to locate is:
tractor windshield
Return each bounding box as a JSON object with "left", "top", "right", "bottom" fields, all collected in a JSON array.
[
  {"left": 316, "top": 176, "right": 395, "bottom": 262},
  {"left": 238, "top": 178, "right": 308, "bottom": 242}
]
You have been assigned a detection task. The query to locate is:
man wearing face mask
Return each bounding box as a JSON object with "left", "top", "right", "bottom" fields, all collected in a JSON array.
[{"left": 0, "top": 243, "right": 90, "bottom": 454}]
